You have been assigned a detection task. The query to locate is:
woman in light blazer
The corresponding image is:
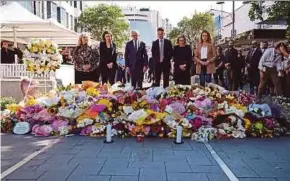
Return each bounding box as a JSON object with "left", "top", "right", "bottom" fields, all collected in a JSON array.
[{"left": 194, "top": 30, "right": 217, "bottom": 87}]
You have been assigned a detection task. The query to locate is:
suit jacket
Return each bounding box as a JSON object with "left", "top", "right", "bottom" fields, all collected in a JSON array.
[
  {"left": 224, "top": 47, "right": 239, "bottom": 70},
  {"left": 246, "top": 48, "right": 262, "bottom": 69},
  {"left": 125, "top": 40, "right": 148, "bottom": 69},
  {"left": 151, "top": 38, "right": 173, "bottom": 68},
  {"left": 99, "top": 41, "right": 117, "bottom": 69}
]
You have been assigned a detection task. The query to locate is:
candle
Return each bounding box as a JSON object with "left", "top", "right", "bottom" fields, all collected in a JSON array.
[
  {"left": 176, "top": 125, "right": 182, "bottom": 144},
  {"left": 106, "top": 124, "right": 112, "bottom": 143}
]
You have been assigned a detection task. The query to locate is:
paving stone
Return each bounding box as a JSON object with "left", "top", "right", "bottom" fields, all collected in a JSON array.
[
  {"left": 222, "top": 159, "right": 259, "bottom": 178},
  {"left": 245, "top": 159, "right": 288, "bottom": 177},
  {"left": 129, "top": 161, "right": 165, "bottom": 169},
  {"left": 207, "top": 173, "right": 230, "bottom": 181},
  {"left": 99, "top": 165, "right": 139, "bottom": 176},
  {"left": 154, "top": 155, "right": 187, "bottom": 162},
  {"left": 66, "top": 175, "right": 111, "bottom": 181},
  {"left": 16, "top": 159, "right": 47, "bottom": 171},
  {"left": 165, "top": 161, "right": 191, "bottom": 173},
  {"left": 239, "top": 178, "right": 277, "bottom": 181},
  {"left": 68, "top": 157, "right": 106, "bottom": 165},
  {"left": 167, "top": 173, "right": 209, "bottom": 181},
  {"left": 4, "top": 170, "right": 45, "bottom": 180},
  {"left": 139, "top": 168, "right": 167, "bottom": 181},
  {"left": 130, "top": 148, "right": 153, "bottom": 162},
  {"left": 190, "top": 165, "right": 223, "bottom": 173},
  {"left": 38, "top": 169, "right": 74, "bottom": 181},
  {"left": 67, "top": 163, "right": 104, "bottom": 180},
  {"left": 186, "top": 155, "right": 214, "bottom": 165},
  {"left": 74, "top": 150, "right": 100, "bottom": 158},
  {"left": 171, "top": 142, "right": 193, "bottom": 151},
  {"left": 110, "top": 176, "right": 139, "bottom": 181},
  {"left": 36, "top": 161, "right": 78, "bottom": 171}
]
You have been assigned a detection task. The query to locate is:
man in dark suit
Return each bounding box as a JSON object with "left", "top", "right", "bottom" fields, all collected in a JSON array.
[
  {"left": 245, "top": 40, "right": 263, "bottom": 94},
  {"left": 224, "top": 40, "right": 239, "bottom": 91},
  {"left": 151, "top": 27, "right": 173, "bottom": 88},
  {"left": 125, "top": 30, "right": 148, "bottom": 89},
  {"left": 1, "top": 41, "right": 16, "bottom": 64}
]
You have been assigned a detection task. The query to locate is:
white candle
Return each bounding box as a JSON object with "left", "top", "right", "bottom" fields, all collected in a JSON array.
[
  {"left": 176, "top": 125, "right": 182, "bottom": 143},
  {"left": 106, "top": 124, "right": 112, "bottom": 142}
]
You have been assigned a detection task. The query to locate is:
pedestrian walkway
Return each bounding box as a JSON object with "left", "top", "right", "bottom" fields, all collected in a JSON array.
[{"left": 2, "top": 135, "right": 290, "bottom": 181}]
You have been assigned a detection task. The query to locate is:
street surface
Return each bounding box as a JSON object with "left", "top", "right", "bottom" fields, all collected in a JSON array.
[{"left": 1, "top": 133, "right": 290, "bottom": 181}]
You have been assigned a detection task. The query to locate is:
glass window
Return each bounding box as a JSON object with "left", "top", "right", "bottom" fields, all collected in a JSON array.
[
  {"left": 57, "top": 7, "right": 61, "bottom": 23},
  {"left": 61, "top": 8, "right": 66, "bottom": 25},
  {"left": 74, "top": 18, "right": 78, "bottom": 32},
  {"left": 80, "top": 1, "right": 82, "bottom": 11},
  {"left": 66, "top": 12, "right": 69, "bottom": 28},
  {"left": 70, "top": 15, "right": 73, "bottom": 30},
  {"left": 74, "top": 1, "right": 77, "bottom": 8},
  {"left": 51, "top": 2, "right": 57, "bottom": 20},
  {"left": 47, "top": 1, "right": 51, "bottom": 18},
  {"left": 41, "top": 2, "right": 44, "bottom": 19},
  {"left": 70, "top": 1, "right": 73, "bottom": 6}
]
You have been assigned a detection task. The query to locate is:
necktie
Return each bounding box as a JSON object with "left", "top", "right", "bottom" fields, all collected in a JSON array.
[
  {"left": 160, "top": 39, "right": 164, "bottom": 62},
  {"left": 134, "top": 40, "right": 137, "bottom": 51}
]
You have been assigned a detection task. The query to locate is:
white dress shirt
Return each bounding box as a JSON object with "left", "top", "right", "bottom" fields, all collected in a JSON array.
[
  {"left": 200, "top": 46, "right": 208, "bottom": 59},
  {"left": 258, "top": 48, "right": 282, "bottom": 71}
]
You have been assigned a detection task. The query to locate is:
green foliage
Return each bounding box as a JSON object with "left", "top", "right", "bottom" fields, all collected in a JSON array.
[
  {"left": 0, "top": 97, "right": 16, "bottom": 110},
  {"left": 168, "top": 27, "right": 181, "bottom": 45},
  {"left": 168, "top": 12, "right": 214, "bottom": 46},
  {"left": 248, "top": 1, "right": 290, "bottom": 37},
  {"left": 77, "top": 4, "right": 130, "bottom": 48}
]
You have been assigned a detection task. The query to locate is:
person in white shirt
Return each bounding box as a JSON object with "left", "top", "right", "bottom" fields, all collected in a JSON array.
[{"left": 257, "top": 42, "right": 286, "bottom": 99}]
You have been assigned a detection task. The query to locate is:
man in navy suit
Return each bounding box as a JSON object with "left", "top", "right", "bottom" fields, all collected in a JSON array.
[
  {"left": 151, "top": 27, "right": 173, "bottom": 88},
  {"left": 125, "top": 30, "right": 148, "bottom": 89}
]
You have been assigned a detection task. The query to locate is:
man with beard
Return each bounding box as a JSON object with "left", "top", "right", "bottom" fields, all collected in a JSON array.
[{"left": 246, "top": 41, "right": 263, "bottom": 94}]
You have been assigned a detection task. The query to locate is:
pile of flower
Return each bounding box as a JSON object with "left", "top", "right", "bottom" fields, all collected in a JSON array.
[
  {"left": 23, "top": 39, "right": 62, "bottom": 75},
  {"left": 0, "top": 81, "right": 287, "bottom": 141}
]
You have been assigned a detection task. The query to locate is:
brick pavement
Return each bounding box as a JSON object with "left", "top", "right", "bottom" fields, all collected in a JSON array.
[{"left": 1, "top": 135, "right": 290, "bottom": 181}]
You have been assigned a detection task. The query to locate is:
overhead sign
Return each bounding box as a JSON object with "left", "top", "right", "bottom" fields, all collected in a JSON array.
[{"left": 231, "top": 29, "right": 236, "bottom": 37}]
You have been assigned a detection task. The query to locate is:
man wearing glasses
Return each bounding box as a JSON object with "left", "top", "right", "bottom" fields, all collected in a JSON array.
[
  {"left": 124, "top": 30, "right": 148, "bottom": 89},
  {"left": 257, "top": 42, "right": 285, "bottom": 100}
]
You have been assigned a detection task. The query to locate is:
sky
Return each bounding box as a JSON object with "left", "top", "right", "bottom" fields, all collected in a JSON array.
[{"left": 85, "top": 1, "right": 244, "bottom": 26}]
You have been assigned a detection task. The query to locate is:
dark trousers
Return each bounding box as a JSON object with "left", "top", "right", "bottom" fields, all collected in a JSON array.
[
  {"left": 174, "top": 68, "right": 190, "bottom": 85},
  {"left": 155, "top": 62, "right": 170, "bottom": 88},
  {"left": 248, "top": 68, "right": 260, "bottom": 94},
  {"left": 213, "top": 68, "right": 225, "bottom": 87},
  {"left": 284, "top": 73, "right": 290, "bottom": 97},
  {"left": 226, "top": 69, "right": 239, "bottom": 91},
  {"left": 101, "top": 67, "right": 116, "bottom": 85},
  {"left": 116, "top": 67, "right": 126, "bottom": 83},
  {"left": 199, "top": 73, "right": 212, "bottom": 87},
  {"left": 131, "top": 67, "right": 143, "bottom": 88},
  {"left": 258, "top": 67, "right": 282, "bottom": 97},
  {"left": 75, "top": 68, "right": 100, "bottom": 84}
]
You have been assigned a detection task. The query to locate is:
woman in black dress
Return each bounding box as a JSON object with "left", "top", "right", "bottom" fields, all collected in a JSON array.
[
  {"left": 99, "top": 31, "right": 117, "bottom": 85},
  {"left": 74, "top": 33, "right": 99, "bottom": 84},
  {"left": 173, "top": 35, "right": 193, "bottom": 85}
]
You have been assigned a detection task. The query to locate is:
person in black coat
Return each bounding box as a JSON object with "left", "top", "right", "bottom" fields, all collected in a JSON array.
[
  {"left": 245, "top": 40, "right": 263, "bottom": 94},
  {"left": 213, "top": 46, "right": 225, "bottom": 87},
  {"left": 172, "top": 35, "right": 192, "bottom": 85},
  {"left": 99, "top": 31, "right": 117, "bottom": 85},
  {"left": 151, "top": 27, "right": 173, "bottom": 88},
  {"left": 1, "top": 41, "right": 16, "bottom": 64},
  {"left": 224, "top": 40, "right": 239, "bottom": 91},
  {"left": 124, "top": 30, "right": 148, "bottom": 89}
]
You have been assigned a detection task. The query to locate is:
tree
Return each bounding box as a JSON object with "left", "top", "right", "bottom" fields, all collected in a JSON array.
[
  {"left": 170, "top": 12, "right": 214, "bottom": 47},
  {"left": 248, "top": 1, "right": 290, "bottom": 37},
  {"left": 77, "top": 4, "right": 129, "bottom": 48},
  {"left": 168, "top": 27, "right": 181, "bottom": 45}
]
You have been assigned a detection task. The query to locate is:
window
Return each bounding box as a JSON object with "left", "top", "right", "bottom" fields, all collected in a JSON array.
[
  {"left": 74, "top": 1, "right": 77, "bottom": 8},
  {"left": 66, "top": 12, "right": 69, "bottom": 28},
  {"left": 41, "top": 2, "right": 44, "bottom": 19},
  {"left": 74, "top": 18, "right": 78, "bottom": 32},
  {"left": 70, "top": 1, "right": 73, "bottom": 6},
  {"left": 61, "top": 8, "right": 66, "bottom": 25},
  {"left": 57, "top": 7, "right": 61, "bottom": 23},
  {"left": 33, "top": 1, "right": 36, "bottom": 15},
  {"left": 70, "top": 15, "right": 73, "bottom": 30},
  {"left": 80, "top": 1, "right": 82, "bottom": 11},
  {"left": 47, "top": 1, "right": 51, "bottom": 18},
  {"left": 51, "top": 2, "right": 57, "bottom": 20}
]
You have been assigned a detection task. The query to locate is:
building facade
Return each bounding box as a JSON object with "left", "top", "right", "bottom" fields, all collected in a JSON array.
[
  {"left": 162, "top": 18, "right": 173, "bottom": 38},
  {"left": 16, "top": 1, "right": 86, "bottom": 32},
  {"left": 121, "top": 6, "right": 163, "bottom": 45}
]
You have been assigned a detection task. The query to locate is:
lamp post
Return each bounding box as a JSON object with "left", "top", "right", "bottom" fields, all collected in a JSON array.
[
  {"left": 216, "top": 1, "right": 225, "bottom": 39},
  {"left": 231, "top": 1, "right": 236, "bottom": 38}
]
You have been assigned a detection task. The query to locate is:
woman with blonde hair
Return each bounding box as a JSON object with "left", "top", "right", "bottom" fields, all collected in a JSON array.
[
  {"left": 194, "top": 30, "right": 216, "bottom": 87},
  {"left": 73, "top": 33, "right": 100, "bottom": 84}
]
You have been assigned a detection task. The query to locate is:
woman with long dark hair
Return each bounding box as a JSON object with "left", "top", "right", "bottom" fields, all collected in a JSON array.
[
  {"left": 99, "top": 31, "right": 117, "bottom": 85},
  {"left": 173, "top": 35, "right": 192, "bottom": 85},
  {"left": 194, "top": 30, "right": 216, "bottom": 87},
  {"left": 74, "top": 33, "right": 99, "bottom": 84}
]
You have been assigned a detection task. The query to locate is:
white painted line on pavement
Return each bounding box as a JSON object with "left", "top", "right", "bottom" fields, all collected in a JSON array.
[
  {"left": 204, "top": 142, "right": 239, "bottom": 181},
  {"left": 1, "top": 138, "right": 61, "bottom": 179}
]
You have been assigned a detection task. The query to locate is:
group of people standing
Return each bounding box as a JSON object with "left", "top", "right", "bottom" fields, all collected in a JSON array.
[{"left": 73, "top": 28, "right": 290, "bottom": 98}]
